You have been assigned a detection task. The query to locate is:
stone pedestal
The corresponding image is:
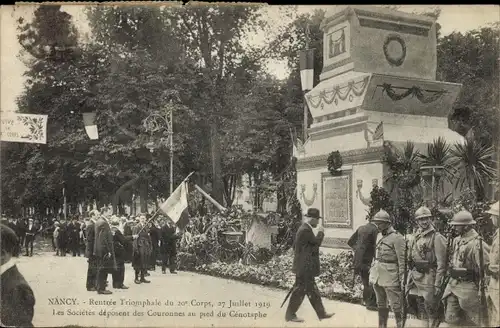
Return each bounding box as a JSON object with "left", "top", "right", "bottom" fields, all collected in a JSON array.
[{"left": 296, "top": 6, "right": 464, "bottom": 250}]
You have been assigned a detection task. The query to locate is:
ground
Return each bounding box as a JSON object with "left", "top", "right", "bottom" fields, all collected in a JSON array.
[{"left": 17, "top": 251, "right": 443, "bottom": 327}]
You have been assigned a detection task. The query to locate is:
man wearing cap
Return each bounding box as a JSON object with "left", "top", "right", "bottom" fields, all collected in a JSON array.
[
  {"left": 485, "top": 201, "right": 499, "bottom": 326},
  {"left": 132, "top": 214, "right": 152, "bottom": 284},
  {"left": 160, "top": 218, "right": 180, "bottom": 274},
  {"left": 110, "top": 217, "right": 134, "bottom": 289},
  {"left": 443, "top": 210, "right": 489, "bottom": 326},
  {"left": 284, "top": 208, "right": 334, "bottom": 323},
  {"left": 0, "top": 224, "right": 35, "bottom": 327},
  {"left": 68, "top": 217, "right": 82, "bottom": 257},
  {"left": 406, "top": 206, "right": 447, "bottom": 327},
  {"left": 369, "top": 209, "right": 406, "bottom": 328}
]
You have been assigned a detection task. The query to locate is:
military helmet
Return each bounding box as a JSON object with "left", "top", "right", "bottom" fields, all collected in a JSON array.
[
  {"left": 486, "top": 201, "right": 499, "bottom": 217},
  {"left": 372, "top": 210, "right": 391, "bottom": 223},
  {"left": 449, "top": 210, "right": 476, "bottom": 225},
  {"left": 415, "top": 206, "right": 432, "bottom": 220}
]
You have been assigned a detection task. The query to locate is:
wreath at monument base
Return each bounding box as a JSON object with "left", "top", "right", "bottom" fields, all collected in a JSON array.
[{"left": 327, "top": 151, "right": 343, "bottom": 176}]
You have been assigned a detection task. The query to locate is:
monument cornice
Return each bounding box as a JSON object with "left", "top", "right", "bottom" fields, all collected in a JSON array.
[
  {"left": 321, "top": 6, "right": 434, "bottom": 31},
  {"left": 296, "top": 146, "right": 384, "bottom": 171}
]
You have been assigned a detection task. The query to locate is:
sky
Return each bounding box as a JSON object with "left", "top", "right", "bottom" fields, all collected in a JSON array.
[{"left": 1, "top": 4, "right": 499, "bottom": 113}]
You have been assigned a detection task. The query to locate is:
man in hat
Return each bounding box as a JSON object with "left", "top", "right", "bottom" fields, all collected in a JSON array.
[
  {"left": 132, "top": 214, "right": 152, "bottom": 284},
  {"left": 24, "top": 218, "right": 39, "bottom": 257},
  {"left": 0, "top": 223, "right": 35, "bottom": 327},
  {"left": 123, "top": 217, "right": 134, "bottom": 263},
  {"left": 369, "top": 209, "right": 406, "bottom": 328},
  {"left": 443, "top": 210, "right": 489, "bottom": 326},
  {"left": 485, "top": 201, "right": 499, "bottom": 326},
  {"left": 347, "top": 214, "right": 379, "bottom": 311},
  {"left": 110, "top": 217, "right": 134, "bottom": 289},
  {"left": 94, "top": 213, "right": 116, "bottom": 294},
  {"left": 406, "top": 206, "right": 447, "bottom": 327},
  {"left": 149, "top": 220, "right": 161, "bottom": 271},
  {"left": 284, "top": 208, "right": 334, "bottom": 323}
]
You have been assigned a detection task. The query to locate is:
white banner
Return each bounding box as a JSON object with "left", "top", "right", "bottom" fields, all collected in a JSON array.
[{"left": 0, "top": 113, "right": 48, "bottom": 144}]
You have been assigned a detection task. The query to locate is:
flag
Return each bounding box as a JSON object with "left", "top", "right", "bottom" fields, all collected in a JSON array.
[
  {"left": 82, "top": 112, "right": 99, "bottom": 140},
  {"left": 159, "top": 180, "right": 189, "bottom": 225},
  {"left": 299, "top": 48, "right": 315, "bottom": 91}
]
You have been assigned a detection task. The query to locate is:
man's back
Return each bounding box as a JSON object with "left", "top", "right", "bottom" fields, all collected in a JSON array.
[
  {"left": 1, "top": 265, "right": 35, "bottom": 327},
  {"left": 348, "top": 222, "right": 379, "bottom": 271}
]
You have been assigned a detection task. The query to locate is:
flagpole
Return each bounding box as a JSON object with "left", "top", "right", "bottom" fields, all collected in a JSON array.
[
  {"left": 303, "top": 23, "right": 310, "bottom": 142},
  {"left": 169, "top": 102, "right": 174, "bottom": 195},
  {"left": 139, "top": 171, "right": 195, "bottom": 232}
]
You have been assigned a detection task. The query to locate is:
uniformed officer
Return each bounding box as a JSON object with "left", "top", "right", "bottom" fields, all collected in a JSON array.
[
  {"left": 485, "top": 201, "right": 499, "bottom": 327},
  {"left": 443, "top": 210, "right": 489, "bottom": 326},
  {"left": 369, "top": 210, "right": 406, "bottom": 328},
  {"left": 407, "top": 206, "right": 447, "bottom": 328}
]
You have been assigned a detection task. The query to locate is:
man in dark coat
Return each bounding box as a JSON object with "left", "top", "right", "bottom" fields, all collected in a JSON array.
[
  {"left": 16, "top": 218, "right": 27, "bottom": 256},
  {"left": 123, "top": 218, "right": 134, "bottom": 263},
  {"left": 110, "top": 217, "right": 133, "bottom": 289},
  {"left": 149, "top": 221, "right": 161, "bottom": 271},
  {"left": 347, "top": 218, "right": 379, "bottom": 310},
  {"left": 58, "top": 220, "right": 68, "bottom": 256},
  {"left": 85, "top": 215, "right": 97, "bottom": 291},
  {"left": 132, "top": 214, "right": 152, "bottom": 284},
  {"left": 160, "top": 218, "right": 180, "bottom": 274},
  {"left": 94, "top": 215, "right": 116, "bottom": 295},
  {"left": 24, "top": 218, "right": 40, "bottom": 257},
  {"left": 285, "top": 208, "right": 334, "bottom": 323},
  {"left": 67, "top": 217, "right": 81, "bottom": 256},
  {"left": 1, "top": 223, "right": 35, "bottom": 327}
]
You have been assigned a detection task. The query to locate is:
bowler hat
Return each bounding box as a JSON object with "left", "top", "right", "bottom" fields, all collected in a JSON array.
[{"left": 304, "top": 208, "right": 321, "bottom": 219}]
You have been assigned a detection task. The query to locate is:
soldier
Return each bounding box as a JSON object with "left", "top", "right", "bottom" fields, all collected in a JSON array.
[
  {"left": 369, "top": 210, "right": 406, "bottom": 328},
  {"left": 443, "top": 210, "right": 489, "bottom": 326},
  {"left": 406, "top": 206, "right": 447, "bottom": 327},
  {"left": 132, "top": 214, "right": 152, "bottom": 284},
  {"left": 485, "top": 201, "right": 499, "bottom": 326}
]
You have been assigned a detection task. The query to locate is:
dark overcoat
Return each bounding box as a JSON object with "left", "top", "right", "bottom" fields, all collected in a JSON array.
[
  {"left": 132, "top": 223, "right": 152, "bottom": 270},
  {"left": 292, "top": 222, "right": 324, "bottom": 277},
  {"left": 347, "top": 222, "right": 379, "bottom": 272},
  {"left": 111, "top": 226, "right": 133, "bottom": 264},
  {"left": 85, "top": 220, "right": 95, "bottom": 258},
  {"left": 0, "top": 265, "right": 35, "bottom": 327},
  {"left": 93, "top": 218, "right": 116, "bottom": 270}
]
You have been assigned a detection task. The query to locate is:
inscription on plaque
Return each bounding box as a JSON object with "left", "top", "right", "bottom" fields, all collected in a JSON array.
[{"left": 321, "top": 172, "right": 352, "bottom": 228}]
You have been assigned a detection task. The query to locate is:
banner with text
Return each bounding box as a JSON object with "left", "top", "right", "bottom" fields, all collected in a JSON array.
[{"left": 1, "top": 113, "right": 48, "bottom": 144}]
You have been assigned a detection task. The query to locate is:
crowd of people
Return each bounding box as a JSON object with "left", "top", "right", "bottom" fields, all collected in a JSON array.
[{"left": 347, "top": 202, "right": 499, "bottom": 328}]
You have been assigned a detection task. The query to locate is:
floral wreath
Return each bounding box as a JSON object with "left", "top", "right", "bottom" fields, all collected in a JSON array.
[
  {"left": 327, "top": 151, "right": 343, "bottom": 176},
  {"left": 383, "top": 34, "right": 406, "bottom": 67}
]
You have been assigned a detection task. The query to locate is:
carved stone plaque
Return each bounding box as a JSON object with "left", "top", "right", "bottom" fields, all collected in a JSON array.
[{"left": 321, "top": 171, "right": 353, "bottom": 228}]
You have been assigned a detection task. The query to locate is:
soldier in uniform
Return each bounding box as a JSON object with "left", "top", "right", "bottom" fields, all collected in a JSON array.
[
  {"left": 369, "top": 210, "right": 406, "bottom": 328},
  {"left": 443, "top": 210, "right": 489, "bottom": 326},
  {"left": 485, "top": 201, "right": 499, "bottom": 326},
  {"left": 406, "top": 206, "right": 447, "bottom": 327}
]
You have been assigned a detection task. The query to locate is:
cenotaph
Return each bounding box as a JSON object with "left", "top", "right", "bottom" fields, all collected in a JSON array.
[{"left": 296, "top": 6, "right": 464, "bottom": 251}]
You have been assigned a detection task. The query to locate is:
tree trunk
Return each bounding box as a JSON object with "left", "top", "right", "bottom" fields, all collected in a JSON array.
[
  {"left": 139, "top": 181, "right": 148, "bottom": 214},
  {"left": 210, "top": 123, "right": 224, "bottom": 205}
]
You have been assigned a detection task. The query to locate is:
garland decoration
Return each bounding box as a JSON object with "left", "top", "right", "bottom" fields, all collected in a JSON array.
[
  {"left": 381, "top": 83, "right": 447, "bottom": 104},
  {"left": 327, "top": 151, "right": 343, "bottom": 176},
  {"left": 306, "top": 76, "right": 369, "bottom": 109}
]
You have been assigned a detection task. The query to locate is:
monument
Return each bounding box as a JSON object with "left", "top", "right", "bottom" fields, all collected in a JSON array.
[{"left": 296, "top": 6, "right": 464, "bottom": 251}]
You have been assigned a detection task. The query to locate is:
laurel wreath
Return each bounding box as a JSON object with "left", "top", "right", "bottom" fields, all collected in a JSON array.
[
  {"left": 383, "top": 34, "right": 406, "bottom": 67},
  {"left": 327, "top": 151, "right": 343, "bottom": 176}
]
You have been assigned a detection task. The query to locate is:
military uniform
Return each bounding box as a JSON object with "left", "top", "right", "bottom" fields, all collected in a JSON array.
[
  {"left": 443, "top": 211, "right": 489, "bottom": 326},
  {"left": 407, "top": 207, "right": 447, "bottom": 327},
  {"left": 486, "top": 202, "right": 499, "bottom": 327},
  {"left": 369, "top": 210, "right": 406, "bottom": 328}
]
